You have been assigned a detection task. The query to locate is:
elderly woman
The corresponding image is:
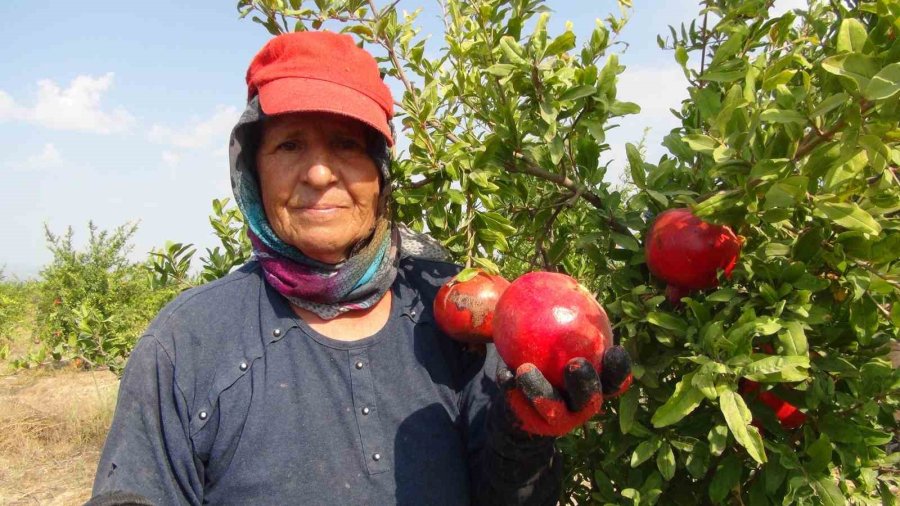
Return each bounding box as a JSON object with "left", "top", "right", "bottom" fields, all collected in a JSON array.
[{"left": 91, "top": 31, "right": 630, "bottom": 505}]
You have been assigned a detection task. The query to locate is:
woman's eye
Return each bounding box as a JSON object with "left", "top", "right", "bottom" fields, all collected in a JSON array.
[
  {"left": 335, "top": 137, "right": 365, "bottom": 151},
  {"left": 276, "top": 140, "right": 299, "bottom": 152}
]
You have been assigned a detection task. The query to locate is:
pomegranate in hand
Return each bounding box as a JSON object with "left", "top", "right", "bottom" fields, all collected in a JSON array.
[
  {"left": 493, "top": 272, "right": 613, "bottom": 390},
  {"left": 434, "top": 270, "right": 510, "bottom": 343}
]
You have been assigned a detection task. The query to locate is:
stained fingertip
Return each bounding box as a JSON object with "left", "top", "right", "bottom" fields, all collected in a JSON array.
[{"left": 516, "top": 364, "right": 556, "bottom": 402}]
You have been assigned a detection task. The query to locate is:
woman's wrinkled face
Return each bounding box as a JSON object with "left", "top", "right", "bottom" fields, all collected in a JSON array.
[{"left": 256, "top": 112, "right": 381, "bottom": 264}]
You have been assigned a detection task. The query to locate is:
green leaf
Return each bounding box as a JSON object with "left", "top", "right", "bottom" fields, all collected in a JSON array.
[
  {"left": 686, "top": 442, "right": 710, "bottom": 479},
  {"left": 824, "top": 149, "right": 868, "bottom": 190},
  {"left": 559, "top": 85, "right": 597, "bottom": 102},
  {"left": 651, "top": 372, "right": 706, "bottom": 428},
  {"left": 693, "top": 365, "right": 720, "bottom": 400},
  {"left": 453, "top": 268, "right": 481, "bottom": 283},
  {"left": 719, "top": 387, "right": 767, "bottom": 463},
  {"left": 777, "top": 321, "right": 808, "bottom": 356},
  {"left": 805, "top": 434, "right": 831, "bottom": 475},
  {"left": 610, "top": 101, "right": 641, "bottom": 115},
  {"left": 836, "top": 18, "right": 868, "bottom": 54},
  {"left": 864, "top": 62, "right": 900, "bottom": 100},
  {"left": 708, "top": 288, "right": 738, "bottom": 302},
  {"left": 815, "top": 201, "right": 882, "bottom": 234},
  {"left": 619, "top": 388, "right": 639, "bottom": 435},
  {"left": 484, "top": 64, "right": 516, "bottom": 77},
  {"left": 760, "top": 108, "right": 807, "bottom": 124},
  {"left": 631, "top": 437, "right": 661, "bottom": 467},
  {"left": 682, "top": 134, "right": 718, "bottom": 154},
  {"left": 810, "top": 92, "right": 850, "bottom": 118},
  {"left": 821, "top": 53, "right": 879, "bottom": 92},
  {"left": 626, "top": 143, "right": 645, "bottom": 188},
  {"left": 656, "top": 442, "right": 676, "bottom": 480},
  {"left": 700, "top": 69, "right": 746, "bottom": 83},
  {"left": 543, "top": 30, "right": 576, "bottom": 57},
  {"left": 764, "top": 176, "right": 808, "bottom": 209},
  {"left": 741, "top": 355, "right": 809, "bottom": 382},
  {"left": 498, "top": 36, "right": 528, "bottom": 65},
  {"left": 812, "top": 477, "right": 847, "bottom": 506},
  {"left": 709, "top": 454, "right": 742, "bottom": 503},
  {"left": 611, "top": 232, "right": 640, "bottom": 252},
  {"left": 675, "top": 45, "right": 688, "bottom": 67},
  {"left": 646, "top": 312, "right": 687, "bottom": 333}
]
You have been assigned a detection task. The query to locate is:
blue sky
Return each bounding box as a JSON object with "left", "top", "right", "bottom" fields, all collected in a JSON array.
[{"left": 0, "top": 0, "right": 804, "bottom": 278}]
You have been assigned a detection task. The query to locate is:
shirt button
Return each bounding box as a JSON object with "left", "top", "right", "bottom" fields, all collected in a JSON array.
[
  {"left": 410, "top": 309, "right": 417, "bottom": 317},
  {"left": 362, "top": 407, "right": 370, "bottom": 415},
  {"left": 355, "top": 361, "right": 364, "bottom": 369},
  {"left": 372, "top": 453, "right": 381, "bottom": 461},
  {"left": 272, "top": 328, "right": 283, "bottom": 338},
  {"left": 239, "top": 361, "right": 248, "bottom": 371},
  {"left": 198, "top": 411, "right": 208, "bottom": 421}
]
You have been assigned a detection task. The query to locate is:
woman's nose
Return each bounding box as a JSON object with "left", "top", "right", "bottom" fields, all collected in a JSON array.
[{"left": 304, "top": 150, "right": 337, "bottom": 188}]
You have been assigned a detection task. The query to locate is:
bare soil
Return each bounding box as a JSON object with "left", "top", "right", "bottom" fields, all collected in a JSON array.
[{"left": 0, "top": 366, "right": 118, "bottom": 505}]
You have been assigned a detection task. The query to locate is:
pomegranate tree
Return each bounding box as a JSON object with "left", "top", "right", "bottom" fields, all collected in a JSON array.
[{"left": 493, "top": 272, "right": 613, "bottom": 390}]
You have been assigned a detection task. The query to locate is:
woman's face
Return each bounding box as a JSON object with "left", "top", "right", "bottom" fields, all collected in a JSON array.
[{"left": 256, "top": 112, "right": 381, "bottom": 264}]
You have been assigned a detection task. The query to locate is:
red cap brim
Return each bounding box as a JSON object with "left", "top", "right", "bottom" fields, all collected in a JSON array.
[{"left": 257, "top": 77, "right": 393, "bottom": 146}]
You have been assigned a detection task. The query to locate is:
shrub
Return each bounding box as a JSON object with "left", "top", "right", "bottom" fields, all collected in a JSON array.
[
  {"left": 34, "top": 223, "right": 164, "bottom": 373},
  {"left": 0, "top": 270, "right": 35, "bottom": 360}
]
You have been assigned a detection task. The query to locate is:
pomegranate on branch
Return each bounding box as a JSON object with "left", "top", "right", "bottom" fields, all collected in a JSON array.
[{"left": 645, "top": 208, "right": 743, "bottom": 305}]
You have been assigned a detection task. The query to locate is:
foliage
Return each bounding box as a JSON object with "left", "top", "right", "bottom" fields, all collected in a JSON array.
[
  {"left": 8, "top": 199, "right": 252, "bottom": 374},
  {"left": 32, "top": 223, "right": 167, "bottom": 374},
  {"left": 239, "top": 0, "right": 900, "bottom": 503},
  {"left": 146, "top": 197, "right": 252, "bottom": 290},
  {"left": 0, "top": 270, "right": 36, "bottom": 360}
]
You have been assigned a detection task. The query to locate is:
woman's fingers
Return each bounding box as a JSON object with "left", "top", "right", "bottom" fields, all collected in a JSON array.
[
  {"left": 563, "top": 358, "right": 601, "bottom": 412},
  {"left": 600, "top": 345, "right": 633, "bottom": 396}
]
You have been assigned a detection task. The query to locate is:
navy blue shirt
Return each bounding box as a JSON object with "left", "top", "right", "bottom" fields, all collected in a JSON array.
[{"left": 92, "top": 258, "right": 561, "bottom": 505}]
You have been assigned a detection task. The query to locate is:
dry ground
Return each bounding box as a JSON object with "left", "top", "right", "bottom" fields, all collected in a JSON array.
[{"left": 0, "top": 365, "right": 118, "bottom": 505}]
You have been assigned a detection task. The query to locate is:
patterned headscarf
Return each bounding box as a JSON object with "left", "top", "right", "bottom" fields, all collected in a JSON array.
[{"left": 229, "top": 97, "right": 448, "bottom": 320}]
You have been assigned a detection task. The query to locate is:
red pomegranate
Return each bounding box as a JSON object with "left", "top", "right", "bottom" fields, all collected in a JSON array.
[
  {"left": 645, "top": 208, "right": 742, "bottom": 302},
  {"left": 493, "top": 272, "right": 613, "bottom": 390},
  {"left": 740, "top": 380, "right": 807, "bottom": 430},
  {"left": 434, "top": 270, "right": 511, "bottom": 343}
]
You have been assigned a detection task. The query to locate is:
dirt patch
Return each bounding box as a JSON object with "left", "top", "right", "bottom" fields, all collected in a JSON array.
[{"left": 0, "top": 366, "right": 119, "bottom": 505}]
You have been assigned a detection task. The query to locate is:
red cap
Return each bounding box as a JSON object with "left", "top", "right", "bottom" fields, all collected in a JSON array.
[{"left": 246, "top": 31, "right": 394, "bottom": 146}]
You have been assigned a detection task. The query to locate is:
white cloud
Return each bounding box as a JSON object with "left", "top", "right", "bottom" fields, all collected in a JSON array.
[
  {"left": 148, "top": 106, "right": 240, "bottom": 151},
  {"left": 25, "top": 143, "right": 63, "bottom": 169},
  {"left": 0, "top": 73, "right": 134, "bottom": 134},
  {"left": 0, "top": 90, "right": 26, "bottom": 121},
  {"left": 161, "top": 150, "right": 181, "bottom": 167}
]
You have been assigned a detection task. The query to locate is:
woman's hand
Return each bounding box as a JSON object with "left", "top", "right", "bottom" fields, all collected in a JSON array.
[{"left": 498, "top": 346, "right": 632, "bottom": 437}]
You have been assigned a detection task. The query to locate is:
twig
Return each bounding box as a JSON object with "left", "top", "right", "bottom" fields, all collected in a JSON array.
[
  {"left": 406, "top": 175, "right": 435, "bottom": 189},
  {"left": 532, "top": 191, "right": 580, "bottom": 268},
  {"left": 698, "top": 10, "right": 710, "bottom": 91},
  {"left": 465, "top": 192, "right": 475, "bottom": 268},
  {"left": 793, "top": 100, "right": 874, "bottom": 160},
  {"left": 868, "top": 294, "right": 892, "bottom": 319},
  {"left": 504, "top": 153, "right": 633, "bottom": 236}
]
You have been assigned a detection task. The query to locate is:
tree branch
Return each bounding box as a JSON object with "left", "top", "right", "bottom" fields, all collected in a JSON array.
[
  {"left": 532, "top": 191, "right": 580, "bottom": 268},
  {"left": 503, "top": 152, "right": 632, "bottom": 236},
  {"left": 793, "top": 100, "right": 874, "bottom": 160}
]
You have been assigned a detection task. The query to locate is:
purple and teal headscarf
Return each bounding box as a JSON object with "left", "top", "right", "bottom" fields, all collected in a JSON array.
[{"left": 228, "top": 97, "right": 448, "bottom": 320}]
